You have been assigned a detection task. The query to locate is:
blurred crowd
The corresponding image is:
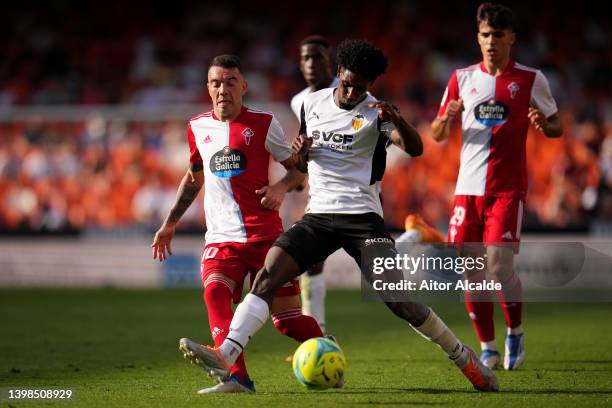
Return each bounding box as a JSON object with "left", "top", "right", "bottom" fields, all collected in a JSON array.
[{"left": 0, "top": 0, "right": 610, "bottom": 233}]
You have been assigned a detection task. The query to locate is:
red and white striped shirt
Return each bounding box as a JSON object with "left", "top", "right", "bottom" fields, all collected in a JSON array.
[
  {"left": 188, "top": 106, "right": 292, "bottom": 244},
  {"left": 439, "top": 60, "right": 558, "bottom": 199}
]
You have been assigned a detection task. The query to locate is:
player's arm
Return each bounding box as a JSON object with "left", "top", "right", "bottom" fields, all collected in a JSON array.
[
  {"left": 371, "top": 101, "right": 423, "bottom": 157},
  {"left": 529, "top": 70, "right": 563, "bottom": 138},
  {"left": 528, "top": 109, "right": 562, "bottom": 138},
  {"left": 152, "top": 167, "right": 204, "bottom": 261},
  {"left": 431, "top": 98, "right": 463, "bottom": 142},
  {"left": 257, "top": 115, "right": 306, "bottom": 211},
  {"left": 256, "top": 158, "right": 306, "bottom": 211},
  {"left": 152, "top": 121, "right": 203, "bottom": 261}
]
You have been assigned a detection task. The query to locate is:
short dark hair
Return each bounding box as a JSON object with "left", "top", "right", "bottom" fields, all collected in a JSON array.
[
  {"left": 209, "top": 54, "right": 242, "bottom": 72},
  {"left": 336, "top": 39, "right": 388, "bottom": 82},
  {"left": 300, "top": 35, "right": 330, "bottom": 49},
  {"left": 477, "top": 2, "right": 515, "bottom": 31}
]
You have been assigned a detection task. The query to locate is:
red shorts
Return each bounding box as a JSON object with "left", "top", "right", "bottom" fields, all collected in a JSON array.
[
  {"left": 201, "top": 240, "right": 300, "bottom": 304},
  {"left": 447, "top": 195, "right": 523, "bottom": 251}
]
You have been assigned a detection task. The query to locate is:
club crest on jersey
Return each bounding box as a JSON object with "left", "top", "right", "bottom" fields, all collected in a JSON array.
[
  {"left": 210, "top": 146, "right": 247, "bottom": 178},
  {"left": 475, "top": 99, "right": 509, "bottom": 127},
  {"left": 242, "top": 128, "right": 254, "bottom": 145},
  {"left": 351, "top": 113, "right": 365, "bottom": 131},
  {"left": 508, "top": 82, "right": 520, "bottom": 99}
]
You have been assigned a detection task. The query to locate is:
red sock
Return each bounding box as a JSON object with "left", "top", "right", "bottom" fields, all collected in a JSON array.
[
  {"left": 496, "top": 272, "right": 523, "bottom": 329},
  {"left": 464, "top": 290, "right": 495, "bottom": 342},
  {"left": 204, "top": 281, "right": 249, "bottom": 381},
  {"left": 271, "top": 307, "right": 324, "bottom": 342}
]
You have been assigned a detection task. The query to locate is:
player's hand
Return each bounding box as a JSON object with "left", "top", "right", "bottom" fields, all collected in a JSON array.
[
  {"left": 444, "top": 98, "right": 464, "bottom": 121},
  {"left": 370, "top": 100, "right": 401, "bottom": 123},
  {"left": 151, "top": 224, "right": 175, "bottom": 262},
  {"left": 255, "top": 184, "right": 285, "bottom": 211},
  {"left": 292, "top": 134, "right": 313, "bottom": 156},
  {"left": 528, "top": 106, "right": 548, "bottom": 132}
]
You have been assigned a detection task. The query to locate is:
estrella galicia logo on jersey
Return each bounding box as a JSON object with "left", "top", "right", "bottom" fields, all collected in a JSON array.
[
  {"left": 210, "top": 146, "right": 247, "bottom": 178},
  {"left": 475, "top": 99, "right": 509, "bottom": 127},
  {"left": 242, "top": 127, "right": 254, "bottom": 145},
  {"left": 311, "top": 130, "right": 354, "bottom": 151},
  {"left": 352, "top": 113, "right": 364, "bottom": 131}
]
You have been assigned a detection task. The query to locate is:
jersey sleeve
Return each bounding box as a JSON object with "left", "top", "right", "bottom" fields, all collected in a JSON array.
[
  {"left": 437, "top": 71, "right": 460, "bottom": 117},
  {"left": 187, "top": 122, "right": 203, "bottom": 170},
  {"left": 264, "top": 115, "right": 292, "bottom": 163},
  {"left": 530, "top": 70, "right": 558, "bottom": 118},
  {"left": 378, "top": 118, "right": 396, "bottom": 140}
]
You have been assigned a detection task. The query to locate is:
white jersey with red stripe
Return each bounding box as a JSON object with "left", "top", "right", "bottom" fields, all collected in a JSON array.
[
  {"left": 187, "top": 106, "right": 292, "bottom": 244},
  {"left": 439, "top": 60, "right": 558, "bottom": 199}
]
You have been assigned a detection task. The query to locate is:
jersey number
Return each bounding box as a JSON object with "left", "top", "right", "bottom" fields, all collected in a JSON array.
[{"left": 203, "top": 247, "right": 219, "bottom": 261}]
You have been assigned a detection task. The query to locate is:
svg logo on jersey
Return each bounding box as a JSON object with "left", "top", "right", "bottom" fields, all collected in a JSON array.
[
  {"left": 242, "top": 128, "right": 254, "bottom": 145},
  {"left": 351, "top": 113, "right": 364, "bottom": 131}
]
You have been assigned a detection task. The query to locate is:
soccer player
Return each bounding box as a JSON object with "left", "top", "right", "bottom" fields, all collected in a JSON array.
[
  {"left": 431, "top": 3, "right": 562, "bottom": 370},
  {"left": 151, "top": 55, "right": 323, "bottom": 394},
  {"left": 182, "top": 39, "right": 499, "bottom": 392},
  {"left": 289, "top": 35, "right": 339, "bottom": 333}
]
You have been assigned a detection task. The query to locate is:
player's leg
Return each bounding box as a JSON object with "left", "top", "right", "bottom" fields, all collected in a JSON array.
[
  {"left": 271, "top": 292, "right": 323, "bottom": 342},
  {"left": 300, "top": 261, "right": 326, "bottom": 332},
  {"left": 450, "top": 196, "right": 499, "bottom": 367},
  {"left": 484, "top": 197, "right": 524, "bottom": 370},
  {"left": 179, "top": 244, "right": 254, "bottom": 393},
  {"left": 341, "top": 213, "right": 498, "bottom": 392},
  {"left": 194, "top": 215, "right": 338, "bottom": 379},
  {"left": 244, "top": 240, "right": 324, "bottom": 342}
]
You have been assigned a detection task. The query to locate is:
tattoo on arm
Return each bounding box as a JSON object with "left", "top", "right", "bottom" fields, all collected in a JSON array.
[{"left": 166, "top": 175, "right": 201, "bottom": 225}]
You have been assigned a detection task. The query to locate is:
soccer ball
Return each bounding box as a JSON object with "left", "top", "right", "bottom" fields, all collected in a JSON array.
[{"left": 292, "top": 337, "right": 346, "bottom": 390}]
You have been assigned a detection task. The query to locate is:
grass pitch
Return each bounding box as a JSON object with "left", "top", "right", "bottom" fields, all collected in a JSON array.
[{"left": 1, "top": 289, "right": 612, "bottom": 407}]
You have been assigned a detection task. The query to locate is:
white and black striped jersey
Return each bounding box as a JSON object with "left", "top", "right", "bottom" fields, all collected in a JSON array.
[{"left": 300, "top": 87, "right": 394, "bottom": 216}]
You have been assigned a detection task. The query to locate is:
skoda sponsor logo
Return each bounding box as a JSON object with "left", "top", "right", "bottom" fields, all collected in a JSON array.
[
  {"left": 475, "top": 99, "right": 509, "bottom": 127},
  {"left": 210, "top": 146, "right": 247, "bottom": 178},
  {"left": 365, "top": 237, "right": 393, "bottom": 246}
]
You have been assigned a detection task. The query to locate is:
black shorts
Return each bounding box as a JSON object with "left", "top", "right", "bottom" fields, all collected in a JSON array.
[{"left": 273, "top": 212, "right": 396, "bottom": 274}]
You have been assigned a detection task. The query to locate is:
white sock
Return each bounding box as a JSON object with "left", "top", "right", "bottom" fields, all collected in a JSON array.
[
  {"left": 411, "top": 308, "right": 463, "bottom": 360},
  {"left": 219, "top": 293, "right": 269, "bottom": 366},
  {"left": 481, "top": 340, "right": 498, "bottom": 351},
  {"left": 507, "top": 325, "right": 523, "bottom": 336},
  {"left": 305, "top": 273, "right": 326, "bottom": 332}
]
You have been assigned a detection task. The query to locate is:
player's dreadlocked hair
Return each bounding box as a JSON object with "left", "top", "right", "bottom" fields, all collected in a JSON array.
[
  {"left": 209, "top": 54, "right": 242, "bottom": 72},
  {"left": 336, "top": 39, "right": 388, "bottom": 82},
  {"left": 477, "top": 3, "right": 515, "bottom": 31}
]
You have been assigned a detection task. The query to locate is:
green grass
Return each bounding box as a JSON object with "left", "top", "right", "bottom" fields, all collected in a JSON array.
[{"left": 1, "top": 289, "right": 612, "bottom": 407}]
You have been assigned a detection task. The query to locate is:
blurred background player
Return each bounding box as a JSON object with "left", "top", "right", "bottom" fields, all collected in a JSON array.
[
  {"left": 290, "top": 35, "right": 339, "bottom": 334},
  {"left": 152, "top": 55, "right": 323, "bottom": 394},
  {"left": 431, "top": 3, "right": 562, "bottom": 370},
  {"left": 187, "top": 39, "right": 498, "bottom": 392}
]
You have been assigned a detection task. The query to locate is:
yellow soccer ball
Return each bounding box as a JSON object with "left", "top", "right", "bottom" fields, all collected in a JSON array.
[{"left": 292, "top": 337, "right": 346, "bottom": 390}]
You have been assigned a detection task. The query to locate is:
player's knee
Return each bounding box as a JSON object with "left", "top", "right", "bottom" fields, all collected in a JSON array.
[
  {"left": 203, "top": 274, "right": 235, "bottom": 304},
  {"left": 307, "top": 262, "right": 324, "bottom": 276},
  {"left": 250, "top": 268, "right": 277, "bottom": 300},
  {"left": 487, "top": 257, "right": 511, "bottom": 281}
]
